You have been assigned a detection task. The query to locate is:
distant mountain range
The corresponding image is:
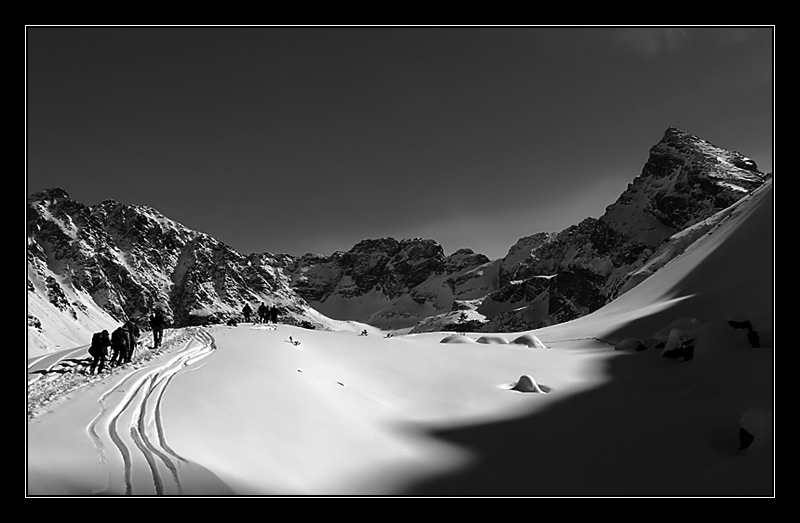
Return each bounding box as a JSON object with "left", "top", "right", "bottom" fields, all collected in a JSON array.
[{"left": 27, "top": 127, "right": 771, "bottom": 355}]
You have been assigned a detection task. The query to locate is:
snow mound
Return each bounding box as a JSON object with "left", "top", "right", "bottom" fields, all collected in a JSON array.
[
  {"left": 511, "top": 333, "right": 548, "bottom": 349},
  {"left": 476, "top": 336, "right": 509, "bottom": 344},
  {"left": 738, "top": 407, "right": 773, "bottom": 452},
  {"left": 654, "top": 317, "right": 705, "bottom": 343},
  {"left": 510, "top": 375, "right": 548, "bottom": 393},
  {"left": 439, "top": 335, "right": 476, "bottom": 344}
]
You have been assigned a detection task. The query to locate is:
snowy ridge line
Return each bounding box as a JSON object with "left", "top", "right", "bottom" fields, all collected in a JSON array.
[{"left": 86, "top": 328, "right": 217, "bottom": 495}]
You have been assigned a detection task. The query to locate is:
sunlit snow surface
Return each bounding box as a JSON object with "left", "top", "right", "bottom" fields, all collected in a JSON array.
[{"left": 27, "top": 182, "right": 773, "bottom": 496}]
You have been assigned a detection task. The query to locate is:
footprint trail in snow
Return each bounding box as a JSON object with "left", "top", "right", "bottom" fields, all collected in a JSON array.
[{"left": 86, "top": 328, "right": 217, "bottom": 495}]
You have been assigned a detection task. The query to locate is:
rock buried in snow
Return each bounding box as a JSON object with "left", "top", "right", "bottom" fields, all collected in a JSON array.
[
  {"left": 727, "top": 318, "right": 762, "bottom": 348},
  {"left": 440, "top": 335, "right": 476, "bottom": 344},
  {"left": 654, "top": 317, "right": 705, "bottom": 341},
  {"left": 511, "top": 333, "right": 548, "bottom": 349},
  {"left": 476, "top": 336, "right": 510, "bottom": 344},
  {"left": 511, "top": 375, "right": 547, "bottom": 393},
  {"left": 661, "top": 337, "right": 695, "bottom": 361},
  {"left": 727, "top": 319, "right": 754, "bottom": 331},
  {"left": 738, "top": 407, "right": 773, "bottom": 451},
  {"left": 614, "top": 338, "right": 647, "bottom": 351},
  {"left": 739, "top": 427, "right": 755, "bottom": 450},
  {"left": 657, "top": 325, "right": 699, "bottom": 361}
]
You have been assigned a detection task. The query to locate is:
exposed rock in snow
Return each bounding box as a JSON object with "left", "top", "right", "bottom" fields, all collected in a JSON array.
[
  {"left": 614, "top": 338, "right": 648, "bottom": 351},
  {"left": 727, "top": 318, "right": 762, "bottom": 348},
  {"left": 660, "top": 337, "right": 696, "bottom": 361},
  {"left": 510, "top": 375, "right": 548, "bottom": 393},
  {"left": 738, "top": 407, "right": 773, "bottom": 451}
]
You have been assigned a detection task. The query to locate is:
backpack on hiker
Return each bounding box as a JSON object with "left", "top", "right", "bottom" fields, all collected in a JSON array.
[
  {"left": 89, "top": 332, "right": 103, "bottom": 357},
  {"left": 111, "top": 327, "right": 128, "bottom": 348}
]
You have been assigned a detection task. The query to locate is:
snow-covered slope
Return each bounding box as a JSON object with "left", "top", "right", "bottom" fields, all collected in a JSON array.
[{"left": 26, "top": 171, "right": 773, "bottom": 497}]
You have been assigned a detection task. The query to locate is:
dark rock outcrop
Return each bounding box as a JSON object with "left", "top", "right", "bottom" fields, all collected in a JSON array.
[
  {"left": 281, "top": 238, "right": 495, "bottom": 326},
  {"left": 479, "top": 127, "right": 769, "bottom": 332},
  {"left": 27, "top": 188, "right": 325, "bottom": 339}
]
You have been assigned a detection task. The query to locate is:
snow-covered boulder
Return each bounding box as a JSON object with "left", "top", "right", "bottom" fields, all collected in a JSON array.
[
  {"left": 738, "top": 407, "right": 773, "bottom": 452},
  {"left": 510, "top": 375, "right": 548, "bottom": 393},
  {"left": 511, "top": 333, "right": 548, "bottom": 349},
  {"left": 476, "top": 336, "right": 509, "bottom": 344},
  {"left": 440, "top": 335, "right": 476, "bottom": 344}
]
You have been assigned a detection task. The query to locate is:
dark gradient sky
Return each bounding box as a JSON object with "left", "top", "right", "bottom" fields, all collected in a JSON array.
[{"left": 26, "top": 26, "right": 774, "bottom": 260}]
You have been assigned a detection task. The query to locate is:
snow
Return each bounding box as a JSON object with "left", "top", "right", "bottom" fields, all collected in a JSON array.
[
  {"left": 26, "top": 273, "right": 120, "bottom": 357},
  {"left": 511, "top": 333, "right": 548, "bottom": 349},
  {"left": 27, "top": 181, "right": 773, "bottom": 497}
]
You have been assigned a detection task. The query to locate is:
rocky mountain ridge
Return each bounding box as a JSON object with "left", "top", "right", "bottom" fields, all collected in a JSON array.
[
  {"left": 277, "top": 238, "right": 496, "bottom": 329},
  {"left": 27, "top": 188, "right": 334, "bottom": 356},
  {"left": 473, "top": 127, "right": 770, "bottom": 331},
  {"left": 27, "top": 127, "right": 771, "bottom": 354},
  {"left": 279, "top": 127, "right": 769, "bottom": 333}
]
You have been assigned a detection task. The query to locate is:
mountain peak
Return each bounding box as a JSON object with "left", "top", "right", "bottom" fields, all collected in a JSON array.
[
  {"left": 655, "top": 127, "right": 760, "bottom": 173},
  {"left": 27, "top": 127, "right": 770, "bottom": 346},
  {"left": 28, "top": 187, "right": 70, "bottom": 203},
  {"left": 664, "top": 126, "right": 689, "bottom": 138}
]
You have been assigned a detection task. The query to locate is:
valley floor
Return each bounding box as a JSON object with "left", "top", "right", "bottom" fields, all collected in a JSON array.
[{"left": 27, "top": 318, "right": 773, "bottom": 497}]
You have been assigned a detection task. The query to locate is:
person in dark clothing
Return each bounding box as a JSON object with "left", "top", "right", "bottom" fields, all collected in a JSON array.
[
  {"left": 270, "top": 305, "right": 278, "bottom": 324},
  {"left": 124, "top": 320, "right": 140, "bottom": 363},
  {"left": 110, "top": 325, "right": 129, "bottom": 366},
  {"left": 89, "top": 330, "right": 111, "bottom": 375},
  {"left": 150, "top": 309, "right": 167, "bottom": 348},
  {"left": 258, "top": 302, "right": 269, "bottom": 324},
  {"left": 242, "top": 303, "right": 253, "bottom": 323}
]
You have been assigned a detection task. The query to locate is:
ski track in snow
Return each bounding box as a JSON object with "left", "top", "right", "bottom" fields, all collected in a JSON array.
[{"left": 85, "top": 328, "right": 217, "bottom": 496}]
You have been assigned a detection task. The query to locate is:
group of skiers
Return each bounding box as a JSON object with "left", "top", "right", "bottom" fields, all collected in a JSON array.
[
  {"left": 241, "top": 302, "right": 280, "bottom": 324},
  {"left": 87, "top": 308, "right": 168, "bottom": 375}
]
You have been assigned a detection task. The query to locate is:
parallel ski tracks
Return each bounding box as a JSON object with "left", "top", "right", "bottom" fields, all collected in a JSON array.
[{"left": 86, "top": 327, "right": 217, "bottom": 495}]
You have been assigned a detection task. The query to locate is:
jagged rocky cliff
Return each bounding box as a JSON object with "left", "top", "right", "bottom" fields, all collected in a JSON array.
[
  {"left": 27, "top": 189, "right": 334, "bottom": 355},
  {"left": 27, "top": 127, "right": 771, "bottom": 353},
  {"left": 274, "top": 127, "right": 769, "bottom": 334},
  {"left": 277, "top": 239, "right": 496, "bottom": 329},
  {"left": 476, "top": 127, "right": 770, "bottom": 332}
]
